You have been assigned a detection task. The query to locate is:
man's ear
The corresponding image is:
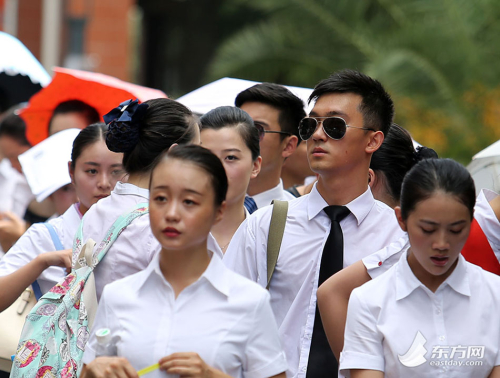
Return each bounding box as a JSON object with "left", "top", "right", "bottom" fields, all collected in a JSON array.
[
  {"left": 394, "top": 206, "right": 407, "bottom": 232},
  {"left": 282, "top": 135, "right": 298, "bottom": 159},
  {"left": 251, "top": 156, "right": 262, "bottom": 179},
  {"left": 365, "top": 130, "right": 384, "bottom": 154}
]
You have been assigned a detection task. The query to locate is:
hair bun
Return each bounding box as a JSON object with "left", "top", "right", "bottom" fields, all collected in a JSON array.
[
  {"left": 414, "top": 145, "right": 438, "bottom": 162},
  {"left": 103, "top": 99, "right": 149, "bottom": 153}
]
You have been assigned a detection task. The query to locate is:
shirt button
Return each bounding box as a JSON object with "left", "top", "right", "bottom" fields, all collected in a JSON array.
[
  {"left": 436, "top": 309, "right": 441, "bottom": 314},
  {"left": 302, "top": 367, "right": 307, "bottom": 373},
  {"left": 439, "top": 335, "right": 446, "bottom": 341}
]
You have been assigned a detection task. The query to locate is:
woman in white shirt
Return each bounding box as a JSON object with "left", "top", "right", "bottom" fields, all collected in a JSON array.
[
  {"left": 0, "top": 124, "right": 124, "bottom": 311},
  {"left": 339, "top": 159, "right": 500, "bottom": 378},
  {"left": 200, "top": 106, "right": 261, "bottom": 253},
  {"left": 82, "top": 145, "right": 287, "bottom": 378},
  {"left": 76, "top": 98, "right": 201, "bottom": 301}
]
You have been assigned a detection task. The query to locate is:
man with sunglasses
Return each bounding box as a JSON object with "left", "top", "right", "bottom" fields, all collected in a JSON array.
[
  {"left": 224, "top": 70, "right": 406, "bottom": 377},
  {"left": 235, "top": 83, "right": 305, "bottom": 212}
]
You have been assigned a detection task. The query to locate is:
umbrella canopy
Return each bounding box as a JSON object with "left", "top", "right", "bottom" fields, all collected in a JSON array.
[
  {"left": 176, "top": 77, "right": 313, "bottom": 114},
  {"left": 20, "top": 67, "right": 167, "bottom": 146},
  {"left": 467, "top": 140, "right": 500, "bottom": 195},
  {"left": 0, "top": 31, "right": 51, "bottom": 111}
]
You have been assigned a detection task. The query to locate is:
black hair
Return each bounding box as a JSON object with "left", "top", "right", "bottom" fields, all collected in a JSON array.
[
  {"left": 235, "top": 83, "right": 306, "bottom": 143},
  {"left": 309, "top": 69, "right": 394, "bottom": 136},
  {"left": 200, "top": 106, "right": 260, "bottom": 161},
  {"left": 106, "top": 98, "right": 199, "bottom": 175},
  {"left": 0, "top": 112, "right": 31, "bottom": 147},
  {"left": 151, "top": 145, "right": 228, "bottom": 207},
  {"left": 48, "top": 100, "right": 101, "bottom": 133},
  {"left": 371, "top": 124, "right": 438, "bottom": 202},
  {"left": 400, "top": 159, "right": 475, "bottom": 221},
  {"left": 70, "top": 123, "right": 108, "bottom": 170}
]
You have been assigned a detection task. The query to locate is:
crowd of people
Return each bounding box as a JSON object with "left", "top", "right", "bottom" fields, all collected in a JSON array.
[{"left": 1, "top": 69, "right": 500, "bottom": 378}]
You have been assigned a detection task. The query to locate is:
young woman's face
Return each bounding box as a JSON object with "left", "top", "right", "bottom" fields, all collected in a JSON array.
[
  {"left": 396, "top": 190, "right": 472, "bottom": 283},
  {"left": 149, "top": 159, "right": 224, "bottom": 252},
  {"left": 201, "top": 127, "right": 261, "bottom": 205},
  {"left": 69, "top": 139, "right": 125, "bottom": 214}
]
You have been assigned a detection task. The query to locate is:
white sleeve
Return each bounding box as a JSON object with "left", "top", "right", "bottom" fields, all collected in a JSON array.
[
  {"left": 362, "top": 235, "right": 409, "bottom": 280},
  {"left": 475, "top": 189, "right": 500, "bottom": 261},
  {"left": 82, "top": 286, "right": 114, "bottom": 364},
  {"left": 243, "top": 291, "right": 288, "bottom": 378},
  {"left": 339, "top": 288, "right": 385, "bottom": 377}
]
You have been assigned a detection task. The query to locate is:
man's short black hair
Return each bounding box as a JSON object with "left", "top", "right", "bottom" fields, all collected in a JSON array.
[
  {"left": 0, "top": 112, "right": 31, "bottom": 147},
  {"left": 309, "top": 70, "right": 394, "bottom": 136},
  {"left": 48, "top": 100, "right": 100, "bottom": 133},
  {"left": 235, "top": 83, "right": 306, "bottom": 142}
]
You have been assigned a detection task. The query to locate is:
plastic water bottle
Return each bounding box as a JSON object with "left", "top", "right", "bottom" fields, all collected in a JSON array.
[{"left": 95, "top": 328, "right": 117, "bottom": 357}]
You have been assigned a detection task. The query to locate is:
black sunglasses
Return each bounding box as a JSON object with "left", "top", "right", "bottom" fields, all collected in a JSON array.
[
  {"left": 254, "top": 122, "right": 292, "bottom": 141},
  {"left": 299, "top": 116, "right": 376, "bottom": 141}
]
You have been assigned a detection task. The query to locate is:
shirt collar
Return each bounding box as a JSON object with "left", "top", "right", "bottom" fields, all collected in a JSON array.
[
  {"left": 306, "top": 184, "right": 374, "bottom": 225},
  {"left": 396, "top": 250, "right": 471, "bottom": 301},
  {"left": 251, "top": 179, "right": 285, "bottom": 209},
  {"left": 113, "top": 181, "right": 150, "bottom": 199},
  {"left": 137, "top": 249, "right": 231, "bottom": 297}
]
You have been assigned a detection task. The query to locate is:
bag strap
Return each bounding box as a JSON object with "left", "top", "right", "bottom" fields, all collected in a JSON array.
[
  {"left": 266, "top": 200, "right": 288, "bottom": 290},
  {"left": 73, "top": 202, "right": 149, "bottom": 269},
  {"left": 30, "top": 223, "right": 65, "bottom": 300},
  {"left": 44, "top": 223, "right": 64, "bottom": 250}
]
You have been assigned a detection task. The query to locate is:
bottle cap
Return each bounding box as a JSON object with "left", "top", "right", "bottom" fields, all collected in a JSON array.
[{"left": 95, "top": 328, "right": 112, "bottom": 344}]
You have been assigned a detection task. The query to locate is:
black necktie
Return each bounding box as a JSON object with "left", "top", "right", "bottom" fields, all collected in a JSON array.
[{"left": 306, "top": 205, "right": 351, "bottom": 377}]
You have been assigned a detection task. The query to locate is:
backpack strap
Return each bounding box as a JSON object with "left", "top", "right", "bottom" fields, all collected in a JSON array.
[
  {"left": 266, "top": 200, "right": 288, "bottom": 290},
  {"left": 44, "top": 223, "right": 64, "bottom": 251}
]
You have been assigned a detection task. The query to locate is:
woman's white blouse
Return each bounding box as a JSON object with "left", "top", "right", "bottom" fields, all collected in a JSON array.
[
  {"left": 0, "top": 204, "right": 81, "bottom": 293},
  {"left": 82, "top": 253, "right": 288, "bottom": 378},
  {"left": 75, "top": 182, "right": 156, "bottom": 301},
  {"left": 340, "top": 251, "right": 500, "bottom": 377}
]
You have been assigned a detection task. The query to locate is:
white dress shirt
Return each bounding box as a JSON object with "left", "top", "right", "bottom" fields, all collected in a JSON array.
[
  {"left": 362, "top": 189, "right": 500, "bottom": 279},
  {"left": 76, "top": 182, "right": 222, "bottom": 302},
  {"left": 251, "top": 179, "right": 295, "bottom": 209},
  {"left": 0, "top": 204, "right": 81, "bottom": 293},
  {"left": 341, "top": 251, "right": 500, "bottom": 377},
  {"left": 82, "top": 252, "right": 288, "bottom": 378},
  {"left": 224, "top": 184, "right": 405, "bottom": 377}
]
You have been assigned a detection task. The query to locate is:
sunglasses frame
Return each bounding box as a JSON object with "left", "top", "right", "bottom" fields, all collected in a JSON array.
[
  {"left": 254, "top": 123, "right": 292, "bottom": 141},
  {"left": 299, "top": 116, "right": 376, "bottom": 141}
]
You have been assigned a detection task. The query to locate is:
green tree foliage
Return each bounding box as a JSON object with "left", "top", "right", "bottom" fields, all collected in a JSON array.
[{"left": 209, "top": 0, "right": 500, "bottom": 161}]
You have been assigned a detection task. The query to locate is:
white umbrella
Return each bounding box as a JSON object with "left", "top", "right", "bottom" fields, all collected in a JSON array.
[
  {"left": 176, "top": 77, "right": 313, "bottom": 114},
  {"left": 467, "top": 140, "right": 500, "bottom": 195},
  {"left": 0, "top": 31, "right": 51, "bottom": 110}
]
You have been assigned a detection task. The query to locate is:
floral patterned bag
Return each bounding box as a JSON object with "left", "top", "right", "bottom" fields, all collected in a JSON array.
[{"left": 10, "top": 203, "right": 149, "bottom": 378}]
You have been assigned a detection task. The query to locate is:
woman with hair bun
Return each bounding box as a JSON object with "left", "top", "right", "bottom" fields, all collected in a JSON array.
[
  {"left": 81, "top": 145, "right": 287, "bottom": 378},
  {"left": 75, "top": 98, "right": 202, "bottom": 301},
  {"left": 200, "top": 106, "right": 262, "bottom": 252}
]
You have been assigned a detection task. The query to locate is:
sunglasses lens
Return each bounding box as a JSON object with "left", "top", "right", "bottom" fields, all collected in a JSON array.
[
  {"left": 299, "top": 118, "right": 317, "bottom": 140},
  {"left": 323, "top": 117, "right": 347, "bottom": 140},
  {"left": 254, "top": 124, "right": 265, "bottom": 141}
]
